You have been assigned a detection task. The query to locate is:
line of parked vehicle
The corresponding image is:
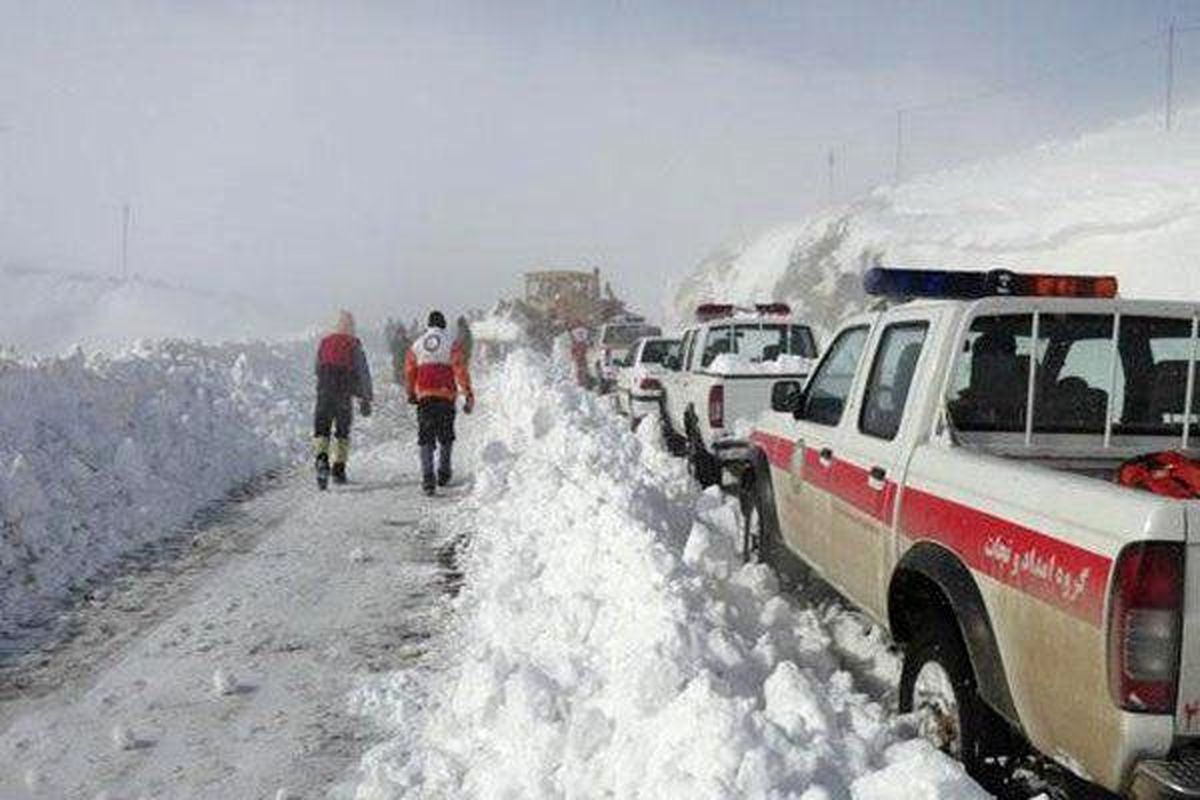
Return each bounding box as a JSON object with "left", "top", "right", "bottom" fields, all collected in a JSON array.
[{"left": 595, "top": 267, "right": 1200, "bottom": 800}]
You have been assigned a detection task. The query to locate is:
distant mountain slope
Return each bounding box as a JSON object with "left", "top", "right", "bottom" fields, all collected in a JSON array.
[
  {"left": 0, "top": 265, "right": 290, "bottom": 354},
  {"left": 673, "top": 107, "right": 1200, "bottom": 333}
]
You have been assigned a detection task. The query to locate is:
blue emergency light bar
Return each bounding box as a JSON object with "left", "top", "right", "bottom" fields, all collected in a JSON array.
[{"left": 863, "top": 267, "right": 1118, "bottom": 300}]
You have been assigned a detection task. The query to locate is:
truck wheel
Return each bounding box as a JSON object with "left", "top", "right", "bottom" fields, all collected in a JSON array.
[{"left": 898, "top": 621, "right": 988, "bottom": 774}]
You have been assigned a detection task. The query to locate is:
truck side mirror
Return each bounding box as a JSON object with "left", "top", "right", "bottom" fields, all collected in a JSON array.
[
  {"left": 665, "top": 355, "right": 680, "bottom": 371},
  {"left": 771, "top": 380, "right": 804, "bottom": 414}
]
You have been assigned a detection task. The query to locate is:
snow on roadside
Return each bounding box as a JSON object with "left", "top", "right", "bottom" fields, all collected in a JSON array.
[
  {"left": 0, "top": 339, "right": 314, "bottom": 636},
  {"left": 353, "top": 349, "right": 986, "bottom": 799}
]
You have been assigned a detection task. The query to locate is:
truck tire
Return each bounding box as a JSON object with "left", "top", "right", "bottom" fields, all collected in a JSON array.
[{"left": 898, "top": 618, "right": 989, "bottom": 775}]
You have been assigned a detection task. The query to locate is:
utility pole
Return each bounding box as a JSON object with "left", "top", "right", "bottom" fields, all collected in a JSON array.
[
  {"left": 1167, "top": 18, "right": 1177, "bottom": 132},
  {"left": 827, "top": 148, "right": 836, "bottom": 205},
  {"left": 121, "top": 203, "right": 131, "bottom": 282},
  {"left": 894, "top": 109, "right": 905, "bottom": 184}
]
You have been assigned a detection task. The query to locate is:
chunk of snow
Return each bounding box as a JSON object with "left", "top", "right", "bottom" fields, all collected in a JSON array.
[{"left": 212, "top": 668, "right": 239, "bottom": 696}]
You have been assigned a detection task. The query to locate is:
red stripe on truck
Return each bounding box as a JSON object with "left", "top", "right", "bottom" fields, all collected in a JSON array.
[
  {"left": 749, "top": 431, "right": 794, "bottom": 470},
  {"left": 899, "top": 486, "right": 1111, "bottom": 626},
  {"left": 748, "top": 429, "right": 1112, "bottom": 626},
  {"left": 803, "top": 447, "right": 898, "bottom": 526}
]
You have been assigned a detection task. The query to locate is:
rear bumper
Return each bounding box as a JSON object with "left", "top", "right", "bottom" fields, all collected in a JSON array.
[
  {"left": 1132, "top": 750, "right": 1200, "bottom": 799},
  {"left": 629, "top": 394, "right": 661, "bottom": 418}
]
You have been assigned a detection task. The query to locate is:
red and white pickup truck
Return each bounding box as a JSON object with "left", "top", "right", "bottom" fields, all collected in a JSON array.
[{"left": 738, "top": 267, "right": 1200, "bottom": 797}]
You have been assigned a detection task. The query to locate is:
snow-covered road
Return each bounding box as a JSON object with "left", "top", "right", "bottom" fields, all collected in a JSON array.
[{"left": 0, "top": 415, "right": 462, "bottom": 799}]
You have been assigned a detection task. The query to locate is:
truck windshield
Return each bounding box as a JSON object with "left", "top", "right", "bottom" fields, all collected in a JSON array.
[
  {"left": 640, "top": 339, "right": 677, "bottom": 364},
  {"left": 603, "top": 325, "right": 661, "bottom": 347},
  {"left": 948, "top": 312, "right": 1199, "bottom": 440},
  {"left": 700, "top": 323, "right": 816, "bottom": 367}
]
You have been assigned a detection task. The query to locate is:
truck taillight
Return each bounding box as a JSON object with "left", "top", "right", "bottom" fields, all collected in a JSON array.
[
  {"left": 639, "top": 377, "right": 661, "bottom": 391},
  {"left": 1108, "top": 542, "right": 1183, "bottom": 714},
  {"left": 708, "top": 385, "right": 724, "bottom": 429}
]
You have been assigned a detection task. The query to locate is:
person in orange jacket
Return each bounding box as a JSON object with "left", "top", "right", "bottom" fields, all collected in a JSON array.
[{"left": 405, "top": 310, "right": 474, "bottom": 495}]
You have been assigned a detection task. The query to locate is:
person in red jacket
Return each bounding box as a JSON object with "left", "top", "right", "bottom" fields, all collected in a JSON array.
[
  {"left": 313, "top": 310, "right": 373, "bottom": 490},
  {"left": 405, "top": 310, "right": 474, "bottom": 495}
]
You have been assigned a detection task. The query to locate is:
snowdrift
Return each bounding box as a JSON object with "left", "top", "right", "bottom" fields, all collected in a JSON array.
[
  {"left": 0, "top": 339, "right": 313, "bottom": 636},
  {"left": 0, "top": 265, "right": 289, "bottom": 355},
  {"left": 353, "top": 350, "right": 985, "bottom": 798},
  {"left": 673, "top": 107, "right": 1200, "bottom": 331}
]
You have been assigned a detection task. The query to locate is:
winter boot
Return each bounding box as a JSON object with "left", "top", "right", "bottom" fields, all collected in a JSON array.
[
  {"left": 331, "top": 462, "right": 347, "bottom": 485},
  {"left": 315, "top": 452, "right": 331, "bottom": 491},
  {"left": 437, "top": 469, "right": 452, "bottom": 487},
  {"left": 422, "top": 482, "right": 436, "bottom": 497}
]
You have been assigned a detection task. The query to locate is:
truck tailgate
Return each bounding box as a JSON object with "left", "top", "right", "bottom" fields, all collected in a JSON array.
[{"left": 723, "top": 374, "right": 805, "bottom": 430}]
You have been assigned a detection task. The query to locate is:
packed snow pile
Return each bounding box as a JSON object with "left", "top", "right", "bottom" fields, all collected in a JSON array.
[
  {"left": 707, "top": 353, "right": 813, "bottom": 376},
  {"left": 673, "top": 106, "right": 1200, "bottom": 330},
  {"left": 353, "top": 350, "right": 986, "bottom": 798},
  {"left": 0, "top": 339, "right": 313, "bottom": 635},
  {"left": 0, "top": 264, "right": 290, "bottom": 355}
]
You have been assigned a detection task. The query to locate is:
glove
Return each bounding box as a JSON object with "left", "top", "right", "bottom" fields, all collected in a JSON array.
[
  {"left": 463, "top": 394, "right": 475, "bottom": 414},
  {"left": 407, "top": 393, "right": 418, "bottom": 406},
  {"left": 359, "top": 399, "right": 372, "bottom": 417}
]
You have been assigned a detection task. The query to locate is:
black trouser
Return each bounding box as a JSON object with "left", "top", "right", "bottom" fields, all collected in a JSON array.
[
  {"left": 314, "top": 391, "right": 353, "bottom": 462},
  {"left": 417, "top": 398, "right": 455, "bottom": 485}
]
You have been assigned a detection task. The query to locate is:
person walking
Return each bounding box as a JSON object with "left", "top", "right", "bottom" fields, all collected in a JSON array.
[
  {"left": 405, "top": 310, "right": 474, "bottom": 496},
  {"left": 313, "top": 310, "right": 373, "bottom": 490},
  {"left": 455, "top": 315, "right": 474, "bottom": 364},
  {"left": 389, "top": 319, "right": 411, "bottom": 386}
]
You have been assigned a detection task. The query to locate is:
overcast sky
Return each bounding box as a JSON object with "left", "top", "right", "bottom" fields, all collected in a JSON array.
[{"left": 0, "top": 1, "right": 1189, "bottom": 327}]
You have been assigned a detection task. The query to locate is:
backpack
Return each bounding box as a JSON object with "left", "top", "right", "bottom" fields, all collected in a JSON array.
[
  {"left": 318, "top": 333, "right": 356, "bottom": 370},
  {"left": 1116, "top": 451, "right": 1200, "bottom": 499}
]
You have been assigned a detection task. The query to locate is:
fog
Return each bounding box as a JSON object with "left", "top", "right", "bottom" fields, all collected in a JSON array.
[{"left": 0, "top": 1, "right": 1182, "bottom": 328}]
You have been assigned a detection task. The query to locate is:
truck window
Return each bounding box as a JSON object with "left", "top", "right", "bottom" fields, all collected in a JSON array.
[
  {"left": 640, "top": 339, "right": 674, "bottom": 364},
  {"left": 1115, "top": 316, "right": 1197, "bottom": 436},
  {"left": 860, "top": 322, "right": 928, "bottom": 440},
  {"left": 680, "top": 330, "right": 696, "bottom": 371},
  {"left": 948, "top": 313, "right": 1199, "bottom": 438},
  {"left": 732, "top": 324, "right": 817, "bottom": 362},
  {"left": 798, "top": 326, "right": 869, "bottom": 426},
  {"left": 701, "top": 325, "right": 733, "bottom": 367},
  {"left": 787, "top": 325, "right": 818, "bottom": 358},
  {"left": 947, "top": 314, "right": 1032, "bottom": 432}
]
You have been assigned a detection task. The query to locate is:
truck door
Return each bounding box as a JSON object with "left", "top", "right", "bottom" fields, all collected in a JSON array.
[
  {"left": 835, "top": 312, "right": 933, "bottom": 617},
  {"left": 782, "top": 323, "right": 873, "bottom": 570}
]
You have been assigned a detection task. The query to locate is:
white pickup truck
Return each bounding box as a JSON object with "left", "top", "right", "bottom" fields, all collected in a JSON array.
[
  {"left": 589, "top": 319, "right": 662, "bottom": 393},
  {"left": 614, "top": 335, "right": 681, "bottom": 424},
  {"left": 736, "top": 267, "right": 1200, "bottom": 797},
  {"left": 659, "top": 304, "right": 818, "bottom": 486}
]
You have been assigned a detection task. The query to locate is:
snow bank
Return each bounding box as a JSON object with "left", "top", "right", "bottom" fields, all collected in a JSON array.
[
  {"left": 674, "top": 105, "right": 1200, "bottom": 330},
  {"left": 0, "top": 339, "right": 313, "bottom": 635},
  {"left": 353, "top": 350, "right": 985, "bottom": 799}
]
